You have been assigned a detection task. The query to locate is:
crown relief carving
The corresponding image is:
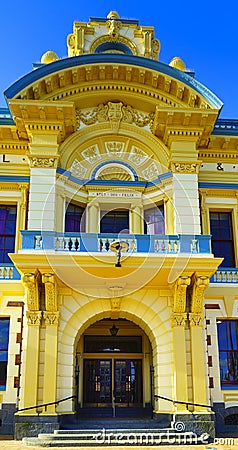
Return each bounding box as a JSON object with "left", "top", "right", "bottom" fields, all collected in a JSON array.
[{"left": 76, "top": 102, "right": 155, "bottom": 133}]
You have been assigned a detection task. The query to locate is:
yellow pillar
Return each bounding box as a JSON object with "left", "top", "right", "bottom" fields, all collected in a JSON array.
[
  {"left": 131, "top": 205, "right": 142, "bottom": 234},
  {"left": 189, "top": 312, "right": 207, "bottom": 409},
  {"left": 23, "top": 311, "right": 42, "bottom": 410},
  {"left": 87, "top": 202, "right": 99, "bottom": 232},
  {"left": 171, "top": 313, "right": 188, "bottom": 410},
  {"left": 42, "top": 312, "right": 59, "bottom": 414}
]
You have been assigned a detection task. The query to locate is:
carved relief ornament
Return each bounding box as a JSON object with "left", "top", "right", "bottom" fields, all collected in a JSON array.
[
  {"left": 26, "top": 310, "right": 42, "bottom": 326},
  {"left": 173, "top": 276, "right": 191, "bottom": 313},
  {"left": 43, "top": 311, "right": 60, "bottom": 326},
  {"left": 42, "top": 273, "right": 57, "bottom": 312},
  {"left": 189, "top": 312, "right": 203, "bottom": 327},
  {"left": 170, "top": 162, "right": 201, "bottom": 174},
  {"left": 171, "top": 312, "right": 187, "bottom": 327},
  {"left": 191, "top": 275, "right": 210, "bottom": 313},
  {"left": 22, "top": 273, "right": 39, "bottom": 311},
  {"left": 28, "top": 156, "right": 58, "bottom": 169},
  {"left": 76, "top": 102, "right": 155, "bottom": 133}
]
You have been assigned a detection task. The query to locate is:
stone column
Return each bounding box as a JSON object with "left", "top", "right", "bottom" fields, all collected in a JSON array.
[{"left": 131, "top": 204, "right": 143, "bottom": 234}]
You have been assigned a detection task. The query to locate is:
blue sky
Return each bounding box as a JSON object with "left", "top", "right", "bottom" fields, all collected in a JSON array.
[{"left": 0, "top": 0, "right": 237, "bottom": 118}]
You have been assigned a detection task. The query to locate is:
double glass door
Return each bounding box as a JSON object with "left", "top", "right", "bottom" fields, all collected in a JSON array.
[{"left": 83, "top": 358, "right": 142, "bottom": 406}]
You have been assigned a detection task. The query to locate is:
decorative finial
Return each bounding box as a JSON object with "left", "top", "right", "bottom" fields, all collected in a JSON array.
[{"left": 107, "top": 11, "right": 120, "bottom": 19}]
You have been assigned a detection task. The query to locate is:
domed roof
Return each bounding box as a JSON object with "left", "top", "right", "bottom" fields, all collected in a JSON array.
[
  {"left": 169, "top": 56, "right": 186, "bottom": 71},
  {"left": 40, "top": 50, "right": 59, "bottom": 64}
]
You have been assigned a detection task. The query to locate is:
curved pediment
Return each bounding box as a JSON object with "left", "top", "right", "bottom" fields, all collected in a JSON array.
[{"left": 4, "top": 54, "right": 223, "bottom": 112}]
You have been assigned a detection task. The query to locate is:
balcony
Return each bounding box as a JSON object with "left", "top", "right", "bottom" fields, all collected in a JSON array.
[
  {"left": 210, "top": 268, "right": 238, "bottom": 284},
  {"left": 20, "top": 231, "right": 212, "bottom": 255},
  {"left": 0, "top": 263, "right": 21, "bottom": 280}
]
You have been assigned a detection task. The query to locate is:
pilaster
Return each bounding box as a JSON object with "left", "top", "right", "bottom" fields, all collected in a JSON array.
[
  {"left": 41, "top": 274, "right": 59, "bottom": 413},
  {"left": 87, "top": 202, "right": 99, "bottom": 232}
]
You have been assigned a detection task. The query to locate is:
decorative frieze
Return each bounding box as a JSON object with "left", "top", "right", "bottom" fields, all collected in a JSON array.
[
  {"left": 22, "top": 273, "right": 39, "bottom": 311},
  {"left": 43, "top": 311, "right": 60, "bottom": 326},
  {"left": 173, "top": 276, "right": 191, "bottom": 313},
  {"left": 26, "top": 310, "right": 42, "bottom": 326}
]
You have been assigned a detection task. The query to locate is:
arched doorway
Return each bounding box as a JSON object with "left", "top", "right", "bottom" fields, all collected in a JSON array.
[{"left": 75, "top": 318, "right": 153, "bottom": 415}]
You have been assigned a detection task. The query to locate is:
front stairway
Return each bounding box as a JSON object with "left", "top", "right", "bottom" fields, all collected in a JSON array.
[{"left": 22, "top": 419, "right": 211, "bottom": 446}]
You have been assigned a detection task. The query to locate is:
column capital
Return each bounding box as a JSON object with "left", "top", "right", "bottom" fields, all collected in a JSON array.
[
  {"left": 189, "top": 312, "right": 204, "bottom": 327},
  {"left": 26, "top": 310, "right": 42, "bottom": 326},
  {"left": 43, "top": 311, "right": 60, "bottom": 326},
  {"left": 169, "top": 161, "right": 201, "bottom": 174},
  {"left": 173, "top": 275, "right": 191, "bottom": 313},
  {"left": 171, "top": 312, "right": 187, "bottom": 327},
  {"left": 22, "top": 272, "right": 39, "bottom": 311},
  {"left": 27, "top": 155, "right": 59, "bottom": 169}
]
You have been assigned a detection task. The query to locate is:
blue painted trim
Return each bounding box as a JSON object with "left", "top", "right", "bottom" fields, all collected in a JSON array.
[
  {"left": 57, "top": 167, "right": 172, "bottom": 187},
  {"left": 89, "top": 17, "right": 139, "bottom": 25},
  {"left": 199, "top": 182, "right": 238, "bottom": 190},
  {"left": 4, "top": 54, "right": 223, "bottom": 109},
  {"left": 91, "top": 160, "right": 138, "bottom": 180},
  {"left": 0, "top": 176, "right": 30, "bottom": 182},
  {"left": 95, "top": 42, "right": 133, "bottom": 55}
]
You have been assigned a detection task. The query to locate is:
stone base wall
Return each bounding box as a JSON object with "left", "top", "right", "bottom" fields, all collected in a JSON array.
[
  {"left": 0, "top": 403, "right": 16, "bottom": 435},
  {"left": 14, "top": 415, "right": 60, "bottom": 440}
]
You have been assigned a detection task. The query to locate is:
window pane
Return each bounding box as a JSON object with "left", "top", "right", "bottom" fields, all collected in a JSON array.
[
  {"left": 0, "top": 206, "right": 17, "bottom": 263},
  {"left": 210, "top": 212, "right": 235, "bottom": 267},
  {"left": 65, "top": 203, "right": 85, "bottom": 232},
  {"left": 100, "top": 210, "right": 129, "bottom": 233},
  {"left": 217, "top": 321, "right": 238, "bottom": 388},
  {"left": 144, "top": 205, "right": 164, "bottom": 235},
  {"left": 0, "top": 319, "right": 10, "bottom": 390}
]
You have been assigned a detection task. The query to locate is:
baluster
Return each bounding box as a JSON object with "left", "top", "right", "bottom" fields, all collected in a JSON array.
[
  {"left": 64, "top": 237, "right": 70, "bottom": 251},
  {"left": 34, "top": 235, "right": 42, "bottom": 249},
  {"left": 5, "top": 267, "right": 11, "bottom": 279}
]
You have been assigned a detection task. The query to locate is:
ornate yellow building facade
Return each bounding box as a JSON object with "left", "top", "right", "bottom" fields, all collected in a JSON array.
[{"left": 0, "top": 11, "right": 238, "bottom": 440}]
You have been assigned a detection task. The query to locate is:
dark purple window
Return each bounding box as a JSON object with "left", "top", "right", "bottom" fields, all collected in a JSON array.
[
  {"left": 144, "top": 205, "right": 165, "bottom": 235},
  {"left": 0, "top": 318, "right": 10, "bottom": 390},
  {"left": 65, "top": 204, "right": 85, "bottom": 232},
  {"left": 210, "top": 212, "right": 235, "bottom": 267},
  {"left": 100, "top": 210, "right": 129, "bottom": 234},
  {"left": 217, "top": 320, "right": 238, "bottom": 389},
  {"left": 0, "top": 206, "right": 17, "bottom": 263}
]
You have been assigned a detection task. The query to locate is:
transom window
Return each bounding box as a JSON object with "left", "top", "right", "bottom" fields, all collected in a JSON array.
[
  {"left": 65, "top": 203, "right": 85, "bottom": 232},
  {"left": 144, "top": 205, "right": 165, "bottom": 235},
  {"left": 217, "top": 320, "right": 238, "bottom": 389},
  {"left": 210, "top": 212, "right": 235, "bottom": 267},
  {"left": 0, "top": 205, "right": 17, "bottom": 263}
]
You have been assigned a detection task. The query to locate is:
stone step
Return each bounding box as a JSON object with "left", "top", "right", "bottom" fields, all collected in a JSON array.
[{"left": 22, "top": 428, "right": 210, "bottom": 447}]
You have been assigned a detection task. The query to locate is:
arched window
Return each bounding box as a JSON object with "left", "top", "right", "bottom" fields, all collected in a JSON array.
[{"left": 65, "top": 203, "right": 85, "bottom": 232}]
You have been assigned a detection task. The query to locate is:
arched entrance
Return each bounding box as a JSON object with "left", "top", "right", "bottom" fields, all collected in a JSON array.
[{"left": 75, "top": 318, "right": 153, "bottom": 415}]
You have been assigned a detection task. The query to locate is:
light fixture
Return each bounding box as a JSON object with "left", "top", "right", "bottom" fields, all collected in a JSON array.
[
  {"left": 109, "top": 240, "right": 129, "bottom": 267},
  {"left": 110, "top": 323, "right": 119, "bottom": 336}
]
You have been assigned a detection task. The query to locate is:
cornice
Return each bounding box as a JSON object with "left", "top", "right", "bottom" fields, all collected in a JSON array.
[{"left": 4, "top": 55, "right": 223, "bottom": 110}]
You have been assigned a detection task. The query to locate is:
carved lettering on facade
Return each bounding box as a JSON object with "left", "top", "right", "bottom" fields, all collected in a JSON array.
[
  {"left": 22, "top": 273, "right": 39, "bottom": 311},
  {"left": 173, "top": 276, "right": 191, "bottom": 313},
  {"left": 26, "top": 310, "right": 42, "bottom": 326}
]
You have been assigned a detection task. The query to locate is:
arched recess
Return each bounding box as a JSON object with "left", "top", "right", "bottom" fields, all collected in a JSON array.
[
  {"left": 56, "top": 294, "right": 173, "bottom": 414},
  {"left": 59, "top": 122, "right": 169, "bottom": 178}
]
